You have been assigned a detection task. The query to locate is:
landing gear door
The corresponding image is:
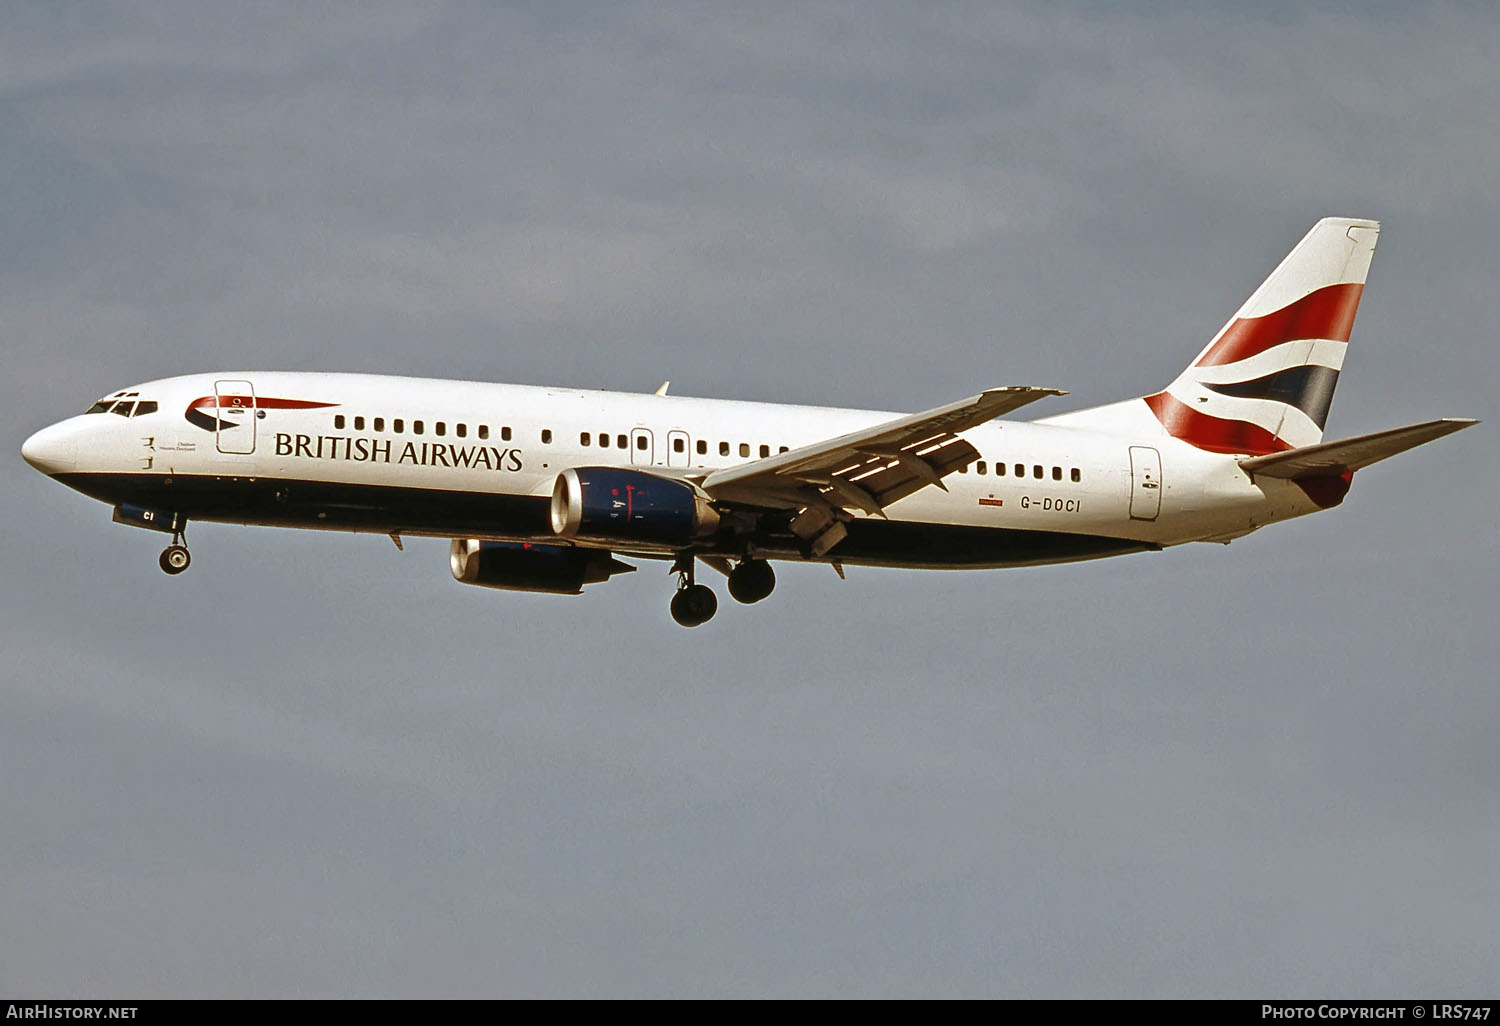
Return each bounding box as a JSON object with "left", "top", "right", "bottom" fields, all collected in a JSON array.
[
  {"left": 1129, "top": 445, "right": 1162, "bottom": 521},
  {"left": 215, "top": 379, "right": 256, "bottom": 454}
]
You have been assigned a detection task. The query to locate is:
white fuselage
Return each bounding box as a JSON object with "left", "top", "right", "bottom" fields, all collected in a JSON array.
[{"left": 24, "top": 371, "right": 1328, "bottom": 570}]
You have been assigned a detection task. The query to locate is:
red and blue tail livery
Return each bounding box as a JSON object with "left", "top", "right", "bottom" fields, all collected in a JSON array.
[{"left": 1143, "top": 218, "right": 1376, "bottom": 456}]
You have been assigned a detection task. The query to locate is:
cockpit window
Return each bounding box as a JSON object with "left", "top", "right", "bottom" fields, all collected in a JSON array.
[{"left": 86, "top": 397, "right": 156, "bottom": 417}]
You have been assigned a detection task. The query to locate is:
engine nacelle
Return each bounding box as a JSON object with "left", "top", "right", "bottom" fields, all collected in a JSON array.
[
  {"left": 550, "top": 467, "right": 720, "bottom": 545},
  {"left": 449, "top": 540, "right": 634, "bottom": 595}
]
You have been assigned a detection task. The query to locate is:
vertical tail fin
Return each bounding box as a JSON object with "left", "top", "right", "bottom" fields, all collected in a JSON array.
[{"left": 1144, "top": 217, "right": 1379, "bottom": 455}]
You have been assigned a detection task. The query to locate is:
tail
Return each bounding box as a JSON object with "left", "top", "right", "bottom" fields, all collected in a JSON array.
[{"left": 1143, "top": 217, "right": 1379, "bottom": 455}]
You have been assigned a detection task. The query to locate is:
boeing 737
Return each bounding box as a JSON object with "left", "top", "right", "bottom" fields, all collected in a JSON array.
[{"left": 21, "top": 218, "right": 1477, "bottom": 626}]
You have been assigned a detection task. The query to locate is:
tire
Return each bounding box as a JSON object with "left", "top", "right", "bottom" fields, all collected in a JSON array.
[
  {"left": 670, "top": 584, "right": 718, "bottom": 627},
  {"left": 727, "top": 560, "right": 776, "bottom": 604},
  {"left": 159, "top": 545, "right": 191, "bottom": 575}
]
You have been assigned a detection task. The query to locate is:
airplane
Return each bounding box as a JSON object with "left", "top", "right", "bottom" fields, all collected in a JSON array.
[{"left": 21, "top": 217, "right": 1478, "bottom": 627}]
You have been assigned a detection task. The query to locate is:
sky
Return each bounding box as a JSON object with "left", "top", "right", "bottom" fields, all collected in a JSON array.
[{"left": 3, "top": 1, "right": 1498, "bottom": 998}]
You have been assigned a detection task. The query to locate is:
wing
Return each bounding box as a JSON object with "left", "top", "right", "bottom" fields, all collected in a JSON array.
[{"left": 701, "top": 386, "right": 1065, "bottom": 515}]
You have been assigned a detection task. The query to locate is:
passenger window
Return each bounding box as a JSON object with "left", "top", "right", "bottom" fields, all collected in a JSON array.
[
  {"left": 580, "top": 432, "right": 591, "bottom": 446},
  {"left": 414, "top": 420, "right": 425, "bottom": 435},
  {"left": 1033, "top": 465, "right": 1043, "bottom": 478},
  {"left": 456, "top": 424, "right": 467, "bottom": 438},
  {"left": 436, "top": 422, "right": 446, "bottom": 437},
  {"left": 598, "top": 433, "right": 610, "bottom": 449},
  {"left": 996, "top": 462, "right": 1006, "bottom": 477},
  {"left": 374, "top": 417, "right": 384, "bottom": 431},
  {"left": 134, "top": 401, "right": 157, "bottom": 417},
  {"left": 335, "top": 415, "right": 346, "bottom": 429},
  {"left": 1071, "top": 468, "right": 1081, "bottom": 483},
  {"left": 1052, "top": 466, "right": 1062, "bottom": 481},
  {"left": 636, "top": 435, "right": 647, "bottom": 450},
  {"left": 394, "top": 419, "right": 405, "bottom": 433},
  {"left": 542, "top": 429, "right": 552, "bottom": 444},
  {"left": 616, "top": 434, "right": 627, "bottom": 448},
  {"left": 779, "top": 446, "right": 789, "bottom": 453},
  {"left": 977, "top": 461, "right": 987, "bottom": 475},
  {"left": 696, "top": 440, "right": 707, "bottom": 455},
  {"left": 354, "top": 416, "right": 365, "bottom": 430},
  {"left": 739, "top": 443, "right": 750, "bottom": 457},
  {"left": 759, "top": 444, "right": 770, "bottom": 458},
  {"left": 674, "top": 438, "right": 686, "bottom": 453},
  {"left": 478, "top": 425, "right": 489, "bottom": 440},
  {"left": 719, "top": 441, "right": 730, "bottom": 456},
  {"left": 1014, "top": 464, "right": 1023, "bottom": 477},
  {"left": 501, "top": 427, "right": 511, "bottom": 442}
]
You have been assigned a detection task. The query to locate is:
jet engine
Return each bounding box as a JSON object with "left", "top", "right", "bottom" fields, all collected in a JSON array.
[
  {"left": 449, "top": 540, "right": 634, "bottom": 594},
  {"left": 549, "top": 467, "right": 720, "bottom": 545}
]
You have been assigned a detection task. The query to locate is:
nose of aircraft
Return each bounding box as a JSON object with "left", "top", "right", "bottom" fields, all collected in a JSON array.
[{"left": 21, "top": 422, "right": 78, "bottom": 475}]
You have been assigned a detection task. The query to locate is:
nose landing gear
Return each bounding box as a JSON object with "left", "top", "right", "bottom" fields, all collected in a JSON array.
[
  {"left": 159, "top": 527, "right": 191, "bottom": 576},
  {"left": 160, "top": 545, "right": 191, "bottom": 574},
  {"left": 669, "top": 556, "right": 718, "bottom": 627}
]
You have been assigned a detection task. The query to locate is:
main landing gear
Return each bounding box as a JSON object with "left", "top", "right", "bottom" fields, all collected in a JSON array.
[
  {"left": 158, "top": 527, "right": 191, "bottom": 576},
  {"left": 726, "top": 559, "right": 775, "bottom": 604},
  {"left": 670, "top": 556, "right": 718, "bottom": 628},
  {"left": 667, "top": 557, "right": 777, "bottom": 626}
]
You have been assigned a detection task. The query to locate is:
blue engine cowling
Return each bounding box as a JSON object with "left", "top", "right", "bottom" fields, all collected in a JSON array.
[
  {"left": 549, "top": 467, "right": 720, "bottom": 545},
  {"left": 449, "top": 540, "right": 635, "bottom": 594}
]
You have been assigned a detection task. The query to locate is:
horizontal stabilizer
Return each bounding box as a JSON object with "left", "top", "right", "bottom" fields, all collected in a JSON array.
[{"left": 1238, "top": 418, "right": 1478, "bottom": 478}]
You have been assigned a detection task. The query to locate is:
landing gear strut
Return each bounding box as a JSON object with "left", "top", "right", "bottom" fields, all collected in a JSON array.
[
  {"left": 669, "top": 556, "right": 717, "bottom": 627},
  {"left": 159, "top": 526, "right": 191, "bottom": 576}
]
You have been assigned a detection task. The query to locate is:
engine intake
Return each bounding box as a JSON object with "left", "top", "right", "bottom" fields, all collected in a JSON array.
[
  {"left": 449, "top": 540, "right": 634, "bottom": 594},
  {"left": 550, "top": 467, "right": 720, "bottom": 545}
]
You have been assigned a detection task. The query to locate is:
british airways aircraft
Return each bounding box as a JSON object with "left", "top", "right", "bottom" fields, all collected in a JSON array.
[{"left": 21, "top": 218, "right": 1477, "bottom": 626}]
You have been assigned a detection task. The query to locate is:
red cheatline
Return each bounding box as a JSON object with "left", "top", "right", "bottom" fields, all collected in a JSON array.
[{"left": 189, "top": 396, "right": 340, "bottom": 411}]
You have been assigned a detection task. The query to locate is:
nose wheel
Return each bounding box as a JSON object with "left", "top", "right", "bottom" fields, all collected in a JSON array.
[
  {"left": 669, "top": 556, "right": 717, "bottom": 627},
  {"left": 159, "top": 545, "right": 191, "bottom": 574},
  {"left": 159, "top": 528, "right": 191, "bottom": 575}
]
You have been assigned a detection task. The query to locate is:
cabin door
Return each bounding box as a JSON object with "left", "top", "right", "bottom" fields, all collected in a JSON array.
[
  {"left": 1129, "top": 445, "right": 1161, "bottom": 520},
  {"left": 214, "top": 379, "right": 256, "bottom": 454}
]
